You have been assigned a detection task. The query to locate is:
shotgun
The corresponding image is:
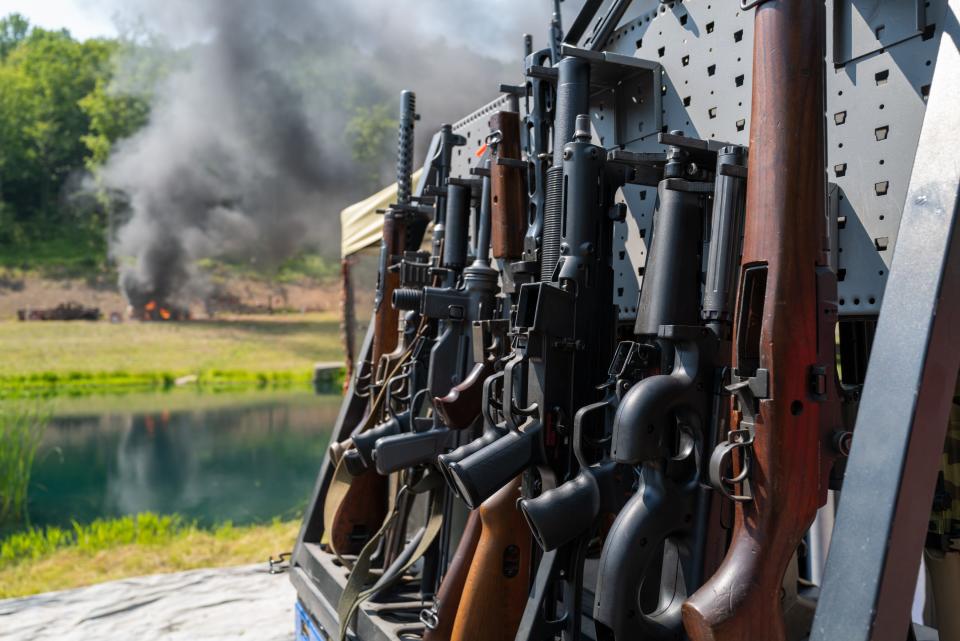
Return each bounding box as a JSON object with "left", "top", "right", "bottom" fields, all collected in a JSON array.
[{"left": 682, "top": 3, "right": 842, "bottom": 640}]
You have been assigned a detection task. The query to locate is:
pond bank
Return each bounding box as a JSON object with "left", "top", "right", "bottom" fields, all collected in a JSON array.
[
  {"left": 0, "top": 563, "right": 295, "bottom": 641},
  {"left": 0, "top": 313, "right": 345, "bottom": 398},
  {"left": 0, "top": 515, "right": 299, "bottom": 599}
]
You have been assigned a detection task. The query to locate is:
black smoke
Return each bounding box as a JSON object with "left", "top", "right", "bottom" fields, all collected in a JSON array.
[{"left": 99, "top": 0, "right": 564, "bottom": 306}]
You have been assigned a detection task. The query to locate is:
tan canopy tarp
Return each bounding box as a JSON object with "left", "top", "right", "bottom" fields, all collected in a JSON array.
[{"left": 340, "top": 168, "right": 423, "bottom": 258}]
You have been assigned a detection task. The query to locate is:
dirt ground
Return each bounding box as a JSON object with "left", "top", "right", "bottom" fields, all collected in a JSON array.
[{"left": 0, "top": 272, "right": 353, "bottom": 321}]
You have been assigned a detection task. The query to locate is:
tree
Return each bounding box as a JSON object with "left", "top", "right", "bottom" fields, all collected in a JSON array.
[
  {"left": 0, "top": 21, "right": 148, "bottom": 248},
  {"left": 0, "top": 13, "right": 29, "bottom": 60}
]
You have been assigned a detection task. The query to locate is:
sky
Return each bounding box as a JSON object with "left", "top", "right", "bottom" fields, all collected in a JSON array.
[
  {"left": 1, "top": 0, "right": 117, "bottom": 40},
  {"left": 0, "top": 0, "right": 578, "bottom": 62}
]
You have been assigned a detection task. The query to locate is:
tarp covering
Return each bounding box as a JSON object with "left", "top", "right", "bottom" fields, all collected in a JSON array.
[
  {"left": 340, "top": 168, "right": 423, "bottom": 258},
  {"left": 0, "top": 564, "right": 295, "bottom": 641}
]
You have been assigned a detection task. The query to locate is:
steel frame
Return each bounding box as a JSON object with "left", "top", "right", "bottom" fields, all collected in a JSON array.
[{"left": 810, "top": 22, "right": 960, "bottom": 641}]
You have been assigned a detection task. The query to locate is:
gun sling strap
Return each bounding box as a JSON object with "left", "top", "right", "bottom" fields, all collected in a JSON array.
[
  {"left": 336, "top": 471, "right": 445, "bottom": 641},
  {"left": 321, "top": 327, "right": 425, "bottom": 560}
]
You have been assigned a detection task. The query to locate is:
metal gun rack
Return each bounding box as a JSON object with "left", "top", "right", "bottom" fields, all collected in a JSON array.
[{"left": 291, "top": 1, "right": 960, "bottom": 639}]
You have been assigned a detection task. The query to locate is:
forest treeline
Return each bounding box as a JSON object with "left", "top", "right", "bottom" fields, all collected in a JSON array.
[
  {"left": 0, "top": 13, "right": 395, "bottom": 275},
  {"left": 0, "top": 14, "right": 150, "bottom": 269}
]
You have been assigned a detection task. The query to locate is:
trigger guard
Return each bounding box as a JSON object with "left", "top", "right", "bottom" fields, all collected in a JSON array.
[{"left": 708, "top": 440, "right": 752, "bottom": 502}]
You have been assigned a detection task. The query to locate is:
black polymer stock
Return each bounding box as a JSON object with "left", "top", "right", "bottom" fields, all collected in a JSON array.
[{"left": 584, "top": 135, "right": 747, "bottom": 641}]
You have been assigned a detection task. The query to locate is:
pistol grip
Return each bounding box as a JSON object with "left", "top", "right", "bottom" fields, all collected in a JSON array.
[
  {"left": 594, "top": 466, "right": 697, "bottom": 640},
  {"left": 435, "top": 360, "right": 493, "bottom": 429}
]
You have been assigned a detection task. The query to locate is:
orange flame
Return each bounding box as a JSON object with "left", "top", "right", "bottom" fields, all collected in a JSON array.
[
  {"left": 145, "top": 301, "right": 157, "bottom": 311},
  {"left": 159, "top": 308, "right": 171, "bottom": 320}
]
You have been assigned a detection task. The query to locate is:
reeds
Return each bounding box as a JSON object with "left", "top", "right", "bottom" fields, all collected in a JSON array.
[{"left": 0, "top": 403, "right": 50, "bottom": 527}]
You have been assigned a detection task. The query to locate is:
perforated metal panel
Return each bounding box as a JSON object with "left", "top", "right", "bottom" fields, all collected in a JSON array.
[
  {"left": 450, "top": 93, "right": 523, "bottom": 177},
  {"left": 597, "top": 0, "right": 948, "bottom": 318},
  {"left": 443, "top": 0, "right": 950, "bottom": 319}
]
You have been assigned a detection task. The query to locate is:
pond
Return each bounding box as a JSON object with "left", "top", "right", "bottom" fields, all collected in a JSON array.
[{"left": 21, "top": 390, "right": 339, "bottom": 533}]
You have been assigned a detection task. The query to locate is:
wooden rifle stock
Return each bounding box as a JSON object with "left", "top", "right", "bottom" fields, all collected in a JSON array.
[
  {"left": 423, "top": 511, "right": 482, "bottom": 641},
  {"left": 371, "top": 213, "right": 404, "bottom": 372},
  {"left": 451, "top": 477, "right": 532, "bottom": 641},
  {"left": 328, "top": 211, "right": 406, "bottom": 555},
  {"left": 434, "top": 359, "right": 494, "bottom": 429},
  {"left": 682, "top": 3, "right": 839, "bottom": 640},
  {"left": 489, "top": 111, "right": 526, "bottom": 260}
]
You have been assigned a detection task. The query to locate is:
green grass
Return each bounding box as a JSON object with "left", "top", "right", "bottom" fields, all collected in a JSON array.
[
  {"left": 49, "top": 388, "right": 339, "bottom": 417},
  {"left": 0, "top": 313, "right": 345, "bottom": 397},
  {"left": 0, "top": 404, "right": 51, "bottom": 527},
  {"left": 0, "top": 513, "right": 300, "bottom": 598}
]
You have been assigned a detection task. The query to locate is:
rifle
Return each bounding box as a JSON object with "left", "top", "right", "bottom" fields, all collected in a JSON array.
[
  {"left": 330, "top": 123, "right": 467, "bottom": 475},
  {"left": 373, "top": 157, "right": 498, "bottom": 474},
  {"left": 422, "top": 510, "right": 482, "bottom": 641},
  {"left": 588, "top": 136, "right": 746, "bottom": 641},
  {"left": 444, "top": 111, "right": 627, "bottom": 641},
  {"left": 682, "top": 3, "right": 842, "bottom": 640},
  {"left": 434, "top": 108, "right": 528, "bottom": 429},
  {"left": 442, "top": 109, "right": 628, "bottom": 510},
  {"left": 326, "top": 90, "right": 425, "bottom": 556},
  {"left": 449, "top": 477, "right": 532, "bottom": 641}
]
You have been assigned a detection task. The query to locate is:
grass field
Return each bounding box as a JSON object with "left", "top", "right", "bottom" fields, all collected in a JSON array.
[
  {"left": 0, "top": 313, "right": 345, "bottom": 396},
  {"left": 0, "top": 513, "right": 299, "bottom": 598}
]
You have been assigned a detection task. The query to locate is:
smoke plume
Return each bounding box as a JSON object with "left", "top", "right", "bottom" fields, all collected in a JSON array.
[{"left": 99, "top": 0, "right": 563, "bottom": 307}]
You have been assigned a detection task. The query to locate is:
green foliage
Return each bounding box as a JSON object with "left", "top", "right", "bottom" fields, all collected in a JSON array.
[
  {"left": 0, "top": 28, "right": 112, "bottom": 235},
  {"left": 345, "top": 101, "right": 397, "bottom": 190},
  {"left": 0, "top": 226, "right": 107, "bottom": 276},
  {"left": 1, "top": 512, "right": 193, "bottom": 566},
  {"left": 0, "top": 14, "right": 155, "bottom": 269},
  {"left": 275, "top": 252, "right": 339, "bottom": 282},
  {"left": 79, "top": 78, "right": 150, "bottom": 170},
  {"left": 0, "top": 403, "right": 51, "bottom": 527},
  {"left": 0, "top": 13, "right": 29, "bottom": 60}
]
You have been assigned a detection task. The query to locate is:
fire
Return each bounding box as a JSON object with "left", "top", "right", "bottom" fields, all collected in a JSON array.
[
  {"left": 145, "top": 300, "right": 157, "bottom": 311},
  {"left": 159, "top": 308, "right": 171, "bottom": 320}
]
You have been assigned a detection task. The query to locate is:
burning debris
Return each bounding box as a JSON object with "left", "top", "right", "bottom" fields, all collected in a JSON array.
[{"left": 132, "top": 299, "right": 190, "bottom": 322}]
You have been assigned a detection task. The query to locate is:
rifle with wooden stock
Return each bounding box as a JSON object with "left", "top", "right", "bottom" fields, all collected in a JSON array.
[
  {"left": 682, "top": 3, "right": 843, "bottom": 639},
  {"left": 325, "top": 90, "right": 424, "bottom": 556},
  {"left": 450, "top": 477, "right": 532, "bottom": 641}
]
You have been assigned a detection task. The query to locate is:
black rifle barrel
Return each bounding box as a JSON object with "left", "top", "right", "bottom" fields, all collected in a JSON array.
[{"left": 396, "top": 90, "right": 416, "bottom": 206}]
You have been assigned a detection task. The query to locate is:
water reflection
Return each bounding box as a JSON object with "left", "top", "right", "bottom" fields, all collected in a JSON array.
[{"left": 25, "top": 391, "right": 339, "bottom": 531}]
